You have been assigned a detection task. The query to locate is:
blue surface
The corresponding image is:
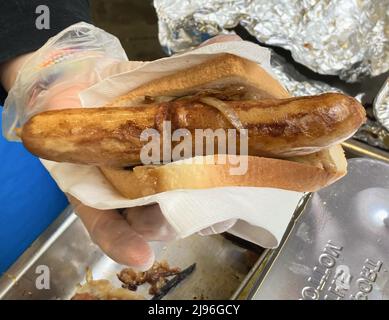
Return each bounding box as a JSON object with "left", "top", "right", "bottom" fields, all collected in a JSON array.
[{"left": 0, "top": 109, "right": 68, "bottom": 274}]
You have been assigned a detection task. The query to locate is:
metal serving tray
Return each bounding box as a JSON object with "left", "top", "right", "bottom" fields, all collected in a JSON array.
[
  {"left": 0, "top": 208, "right": 261, "bottom": 300},
  {"left": 234, "top": 141, "right": 389, "bottom": 300},
  {"left": 1, "top": 138, "right": 388, "bottom": 300}
]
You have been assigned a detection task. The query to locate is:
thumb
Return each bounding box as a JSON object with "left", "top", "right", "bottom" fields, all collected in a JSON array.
[
  {"left": 68, "top": 195, "right": 154, "bottom": 271},
  {"left": 123, "top": 205, "right": 177, "bottom": 241}
]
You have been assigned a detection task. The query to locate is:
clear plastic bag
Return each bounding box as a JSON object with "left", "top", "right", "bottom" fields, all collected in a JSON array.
[{"left": 2, "top": 22, "right": 128, "bottom": 141}]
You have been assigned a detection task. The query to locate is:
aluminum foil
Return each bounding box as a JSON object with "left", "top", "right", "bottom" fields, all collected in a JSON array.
[
  {"left": 374, "top": 78, "right": 389, "bottom": 132},
  {"left": 154, "top": 0, "right": 389, "bottom": 151},
  {"left": 270, "top": 53, "right": 342, "bottom": 97},
  {"left": 154, "top": 0, "right": 389, "bottom": 82},
  {"left": 354, "top": 118, "right": 389, "bottom": 151}
]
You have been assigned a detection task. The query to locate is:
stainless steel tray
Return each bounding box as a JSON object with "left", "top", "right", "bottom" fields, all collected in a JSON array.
[
  {"left": 0, "top": 207, "right": 261, "bottom": 300},
  {"left": 342, "top": 139, "right": 389, "bottom": 164},
  {"left": 234, "top": 141, "right": 389, "bottom": 300}
]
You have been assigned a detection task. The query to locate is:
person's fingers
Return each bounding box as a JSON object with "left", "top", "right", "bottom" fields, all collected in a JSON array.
[
  {"left": 199, "top": 34, "right": 242, "bottom": 47},
  {"left": 44, "top": 83, "right": 89, "bottom": 110},
  {"left": 68, "top": 195, "right": 154, "bottom": 271},
  {"left": 123, "top": 205, "right": 177, "bottom": 241},
  {"left": 198, "top": 218, "right": 237, "bottom": 236},
  {"left": 0, "top": 52, "right": 35, "bottom": 91},
  {"left": 37, "top": 61, "right": 146, "bottom": 111}
]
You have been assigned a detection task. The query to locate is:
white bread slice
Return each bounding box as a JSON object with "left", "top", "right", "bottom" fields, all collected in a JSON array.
[
  {"left": 100, "top": 145, "right": 347, "bottom": 199},
  {"left": 107, "top": 54, "right": 290, "bottom": 107},
  {"left": 99, "top": 54, "right": 347, "bottom": 198}
]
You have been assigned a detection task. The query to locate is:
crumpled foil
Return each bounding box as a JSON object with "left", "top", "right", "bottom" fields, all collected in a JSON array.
[
  {"left": 354, "top": 118, "right": 389, "bottom": 150},
  {"left": 374, "top": 78, "right": 389, "bottom": 132},
  {"left": 270, "top": 53, "right": 342, "bottom": 96},
  {"left": 154, "top": 0, "right": 389, "bottom": 82},
  {"left": 154, "top": 0, "right": 389, "bottom": 151}
]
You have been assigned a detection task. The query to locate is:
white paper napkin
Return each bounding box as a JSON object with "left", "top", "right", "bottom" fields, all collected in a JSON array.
[{"left": 43, "top": 41, "right": 304, "bottom": 248}]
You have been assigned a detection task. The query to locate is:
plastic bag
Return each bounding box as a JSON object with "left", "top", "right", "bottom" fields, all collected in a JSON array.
[{"left": 2, "top": 22, "right": 128, "bottom": 141}]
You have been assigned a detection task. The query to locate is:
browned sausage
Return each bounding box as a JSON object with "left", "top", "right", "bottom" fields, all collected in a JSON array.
[{"left": 21, "top": 93, "right": 365, "bottom": 167}]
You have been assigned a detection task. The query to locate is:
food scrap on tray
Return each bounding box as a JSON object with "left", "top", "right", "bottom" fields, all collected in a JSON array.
[
  {"left": 71, "top": 261, "right": 195, "bottom": 300},
  {"left": 71, "top": 268, "right": 144, "bottom": 300},
  {"left": 118, "top": 260, "right": 181, "bottom": 295}
]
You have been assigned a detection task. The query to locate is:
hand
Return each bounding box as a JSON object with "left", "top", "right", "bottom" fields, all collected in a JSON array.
[
  {"left": 70, "top": 196, "right": 176, "bottom": 270},
  {"left": 2, "top": 26, "right": 242, "bottom": 270},
  {"left": 1, "top": 23, "right": 169, "bottom": 270},
  {"left": 2, "top": 22, "right": 128, "bottom": 141}
]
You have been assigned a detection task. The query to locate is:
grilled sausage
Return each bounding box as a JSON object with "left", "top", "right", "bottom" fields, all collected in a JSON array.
[{"left": 21, "top": 93, "right": 365, "bottom": 167}]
